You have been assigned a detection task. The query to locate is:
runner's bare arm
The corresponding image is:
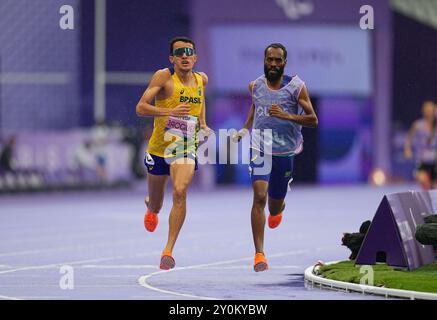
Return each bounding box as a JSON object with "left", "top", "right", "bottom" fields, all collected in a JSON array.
[
  {"left": 136, "top": 69, "right": 190, "bottom": 117},
  {"left": 269, "top": 85, "right": 318, "bottom": 128},
  {"left": 198, "top": 72, "right": 210, "bottom": 129}
]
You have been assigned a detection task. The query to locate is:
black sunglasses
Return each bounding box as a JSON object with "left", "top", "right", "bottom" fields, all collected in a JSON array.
[{"left": 172, "top": 47, "right": 195, "bottom": 57}]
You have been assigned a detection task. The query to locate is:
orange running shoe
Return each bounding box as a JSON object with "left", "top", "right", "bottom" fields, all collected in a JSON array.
[
  {"left": 268, "top": 202, "right": 285, "bottom": 229},
  {"left": 268, "top": 213, "right": 282, "bottom": 229},
  {"left": 160, "top": 250, "right": 175, "bottom": 270},
  {"left": 254, "top": 252, "right": 268, "bottom": 272},
  {"left": 144, "top": 209, "right": 158, "bottom": 232}
]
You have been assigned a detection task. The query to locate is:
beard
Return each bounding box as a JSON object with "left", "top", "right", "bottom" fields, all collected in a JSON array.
[{"left": 264, "top": 64, "right": 284, "bottom": 82}]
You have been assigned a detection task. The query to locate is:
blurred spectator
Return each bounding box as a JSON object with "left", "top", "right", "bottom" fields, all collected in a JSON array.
[
  {"left": 404, "top": 100, "right": 437, "bottom": 190},
  {"left": 73, "top": 140, "right": 99, "bottom": 180},
  {"left": 0, "top": 136, "right": 17, "bottom": 172},
  {"left": 91, "top": 120, "right": 109, "bottom": 181},
  {"left": 122, "top": 124, "right": 152, "bottom": 179}
]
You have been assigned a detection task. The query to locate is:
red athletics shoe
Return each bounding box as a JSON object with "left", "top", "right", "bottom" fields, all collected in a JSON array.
[
  {"left": 268, "top": 202, "right": 285, "bottom": 229},
  {"left": 254, "top": 252, "right": 268, "bottom": 272},
  {"left": 160, "top": 250, "right": 176, "bottom": 270},
  {"left": 268, "top": 213, "right": 282, "bottom": 229},
  {"left": 144, "top": 209, "right": 158, "bottom": 232}
]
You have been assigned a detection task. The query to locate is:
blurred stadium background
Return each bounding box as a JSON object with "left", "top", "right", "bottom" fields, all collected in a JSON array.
[{"left": 1, "top": 0, "right": 437, "bottom": 193}]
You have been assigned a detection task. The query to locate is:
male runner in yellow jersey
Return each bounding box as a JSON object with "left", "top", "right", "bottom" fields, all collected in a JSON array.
[{"left": 136, "top": 37, "right": 211, "bottom": 270}]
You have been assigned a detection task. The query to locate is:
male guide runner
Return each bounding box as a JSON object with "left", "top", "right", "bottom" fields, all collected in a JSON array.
[{"left": 235, "top": 43, "right": 318, "bottom": 272}]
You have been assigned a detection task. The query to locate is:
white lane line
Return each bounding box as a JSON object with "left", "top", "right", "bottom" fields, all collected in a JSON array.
[
  {"left": 14, "top": 296, "right": 67, "bottom": 300},
  {"left": 0, "top": 238, "right": 142, "bottom": 258},
  {"left": 138, "top": 249, "right": 308, "bottom": 300},
  {"left": 0, "top": 285, "right": 62, "bottom": 288},
  {"left": 139, "top": 270, "right": 218, "bottom": 300},
  {"left": 195, "top": 265, "right": 301, "bottom": 270},
  {"left": 0, "top": 230, "right": 115, "bottom": 246},
  {"left": 0, "top": 256, "right": 126, "bottom": 275},
  {"left": 0, "top": 229, "right": 216, "bottom": 257},
  {"left": 0, "top": 251, "right": 163, "bottom": 300},
  {"left": 81, "top": 265, "right": 159, "bottom": 269},
  {"left": 0, "top": 250, "right": 163, "bottom": 276},
  {"left": 92, "top": 275, "right": 147, "bottom": 278},
  {"left": 0, "top": 285, "right": 138, "bottom": 288}
]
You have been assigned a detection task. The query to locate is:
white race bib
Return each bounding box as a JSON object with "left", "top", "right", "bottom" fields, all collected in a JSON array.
[{"left": 165, "top": 116, "right": 197, "bottom": 138}]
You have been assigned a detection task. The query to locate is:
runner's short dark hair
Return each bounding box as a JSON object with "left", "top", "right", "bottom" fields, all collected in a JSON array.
[
  {"left": 264, "top": 43, "right": 287, "bottom": 60},
  {"left": 170, "top": 37, "right": 196, "bottom": 54}
]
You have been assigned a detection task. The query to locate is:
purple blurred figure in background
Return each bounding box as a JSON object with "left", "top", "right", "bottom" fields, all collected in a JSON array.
[
  {"left": 404, "top": 100, "right": 437, "bottom": 190},
  {"left": 0, "top": 136, "right": 17, "bottom": 172}
]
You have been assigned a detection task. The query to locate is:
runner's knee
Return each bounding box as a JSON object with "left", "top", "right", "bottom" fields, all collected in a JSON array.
[
  {"left": 173, "top": 184, "right": 188, "bottom": 201},
  {"left": 253, "top": 191, "right": 267, "bottom": 207}
]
